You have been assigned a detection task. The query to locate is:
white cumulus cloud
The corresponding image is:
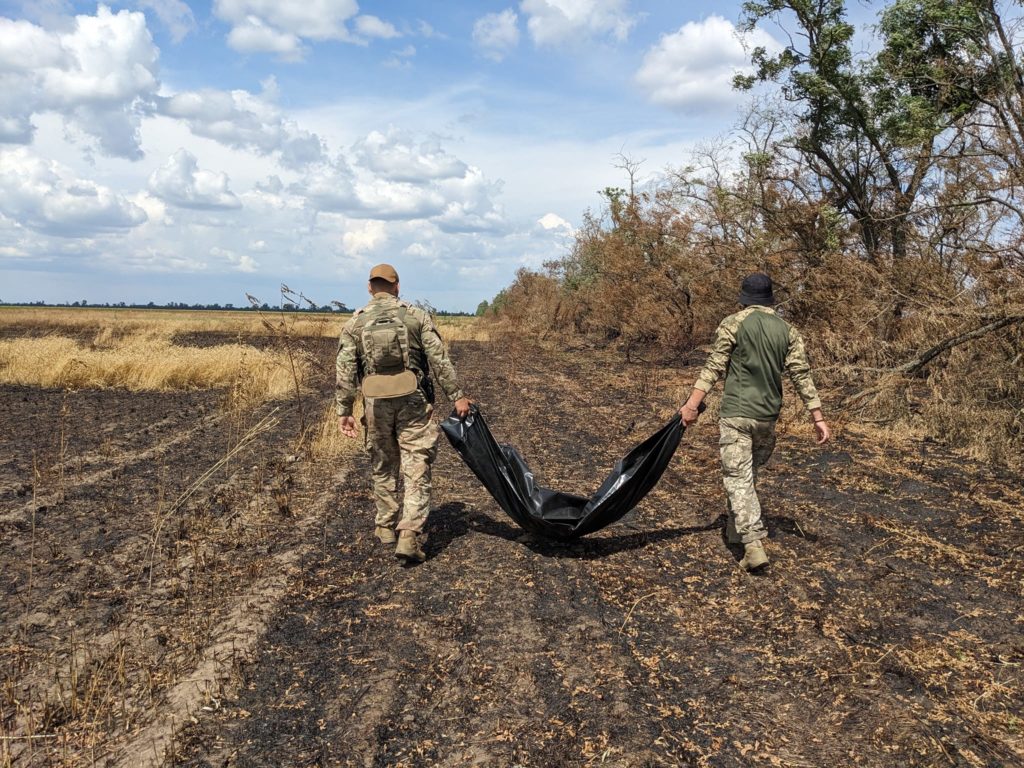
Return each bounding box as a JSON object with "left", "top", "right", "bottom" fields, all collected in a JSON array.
[
  {"left": 210, "top": 245, "right": 258, "bottom": 272},
  {"left": 635, "top": 15, "right": 781, "bottom": 110},
  {"left": 134, "top": 0, "right": 196, "bottom": 42},
  {"left": 354, "top": 128, "right": 468, "bottom": 183},
  {"left": 158, "top": 83, "right": 325, "bottom": 167},
  {"left": 473, "top": 9, "right": 519, "bottom": 62},
  {"left": 226, "top": 16, "right": 304, "bottom": 59},
  {"left": 0, "top": 147, "right": 147, "bottom": 237},
  {"left": 0, "top": 5, "right": 160, "bottom": 158},
  {"left": 296, "top": 158, "right": 358, "bottom": 212},
  {"left": 433, "top": 167, "right": 506, "bottom": 234},
  {"left": 213, "top": 0, "right": 397, "bottom": 55},
  {"left": 354, "top": 15, "right": 399, "bottom": 40},
  {"left": 350, "top": 178, "right": 448, "bottom": 220},
  {"left": 520, "top": 0, "right": 635, "bottom": 47},
  {"left": 148, "top": 149, "right": 242, "bottom": 210},
  {"left": 292, "top": 131, "right": 507, "bottom": 233},
  {"left": 340, "top": 219, "right": 389, "bottom": 255},
  {"left": 537, "top": 212, "right": 570, "bottom": 230}
]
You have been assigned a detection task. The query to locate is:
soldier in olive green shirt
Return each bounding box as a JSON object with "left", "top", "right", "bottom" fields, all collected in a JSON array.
[{"left": 679, "top": 273, "right": 830, "bottom": 571}]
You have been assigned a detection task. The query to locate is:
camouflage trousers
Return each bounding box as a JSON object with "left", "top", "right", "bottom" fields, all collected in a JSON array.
[
  {"left": 362, "top": 391, "right": 438, "bottom": 533},
  {"left": 719, "top": 417, "right": 777, "bottom": 545}
]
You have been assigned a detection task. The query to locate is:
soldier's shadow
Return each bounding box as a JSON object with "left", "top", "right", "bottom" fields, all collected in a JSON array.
[
  {"left": 424, "top": 502, "right": 473, "bottom": 559},
  {"left": 426, "top": 502, "right": 720, "bottom": 560}
]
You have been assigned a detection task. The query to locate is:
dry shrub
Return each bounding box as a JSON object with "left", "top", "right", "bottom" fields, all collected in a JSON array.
[
  {"left": 916, "top": 335, "right": 1024, "bottom": 466},
  {"left": 0, "top": 335, "right": 301, "bottom": 403},
  {"left": 487, "top": 156, "right": 1024, "bottom": 468},
  {"left": 485, "top": 268, "right": 567, "bottom": 343}
]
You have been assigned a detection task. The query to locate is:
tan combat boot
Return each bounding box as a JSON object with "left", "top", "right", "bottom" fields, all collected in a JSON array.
[
  {"left": 395, "top": 530, "right": 426, "bottom": 563},
  {"left": 375, "top": 526, "right": 397, "bottom": 545},
  {"left": 740, "top": 540, "right": 769, "bottom": 571}
]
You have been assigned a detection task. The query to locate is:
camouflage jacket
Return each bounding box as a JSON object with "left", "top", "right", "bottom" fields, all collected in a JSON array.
[
  {"left": 694, "top": 305, "right": 822, "bottom": 421},
  {"left": 335, "top": 292, "right": 465, "bottom": 417}
]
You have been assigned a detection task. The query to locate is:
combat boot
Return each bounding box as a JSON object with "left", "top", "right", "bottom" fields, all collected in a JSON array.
[
  {"left": 395, "top": 530, "right": 426, "bottom": 563},
  {"left": 375, "top": 526, "right": 397, "bottom": 545},
  {"left": 740, "top": 540, "right": 769, "bottom": 571}
]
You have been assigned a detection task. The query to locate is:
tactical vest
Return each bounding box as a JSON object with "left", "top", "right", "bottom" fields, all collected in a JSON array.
[{"left": 353, "top": 304, "right": 418, "bottom": 399}]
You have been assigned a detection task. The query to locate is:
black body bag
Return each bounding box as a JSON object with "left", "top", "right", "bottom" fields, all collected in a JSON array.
[{"left": 440, "top": 406, "right": 684, "bottom": 541}]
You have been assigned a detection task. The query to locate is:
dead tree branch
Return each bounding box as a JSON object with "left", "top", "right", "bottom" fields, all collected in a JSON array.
[
  {"left": 895, "top": 315, "right": 1024, "bottom": 376},
  {"left": 843, "top": 315, "right": 1024, "bottom": 409}
]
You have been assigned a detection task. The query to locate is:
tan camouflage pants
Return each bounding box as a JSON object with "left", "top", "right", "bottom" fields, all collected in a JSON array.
[
  {"left": 719, "top": 417, "right": 777, "bottom": 545},
  {"left": 362, "top": 391, "right": 438, "bottom": 533}
]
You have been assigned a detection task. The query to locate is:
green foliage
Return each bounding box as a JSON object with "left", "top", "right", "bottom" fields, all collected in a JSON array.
[
  {"left": 600, "top": 186, "right": 628, "bottom": 226},
  {"left": 737, "top": 0, "right": 996, "bottom": 263},
  {"left": 489, "top": 289, "right": 509, "bottom": 315},
  {"left": 558, "top": 212, "right": 605, "bottom": 293},
  {"left": 872, "top": 0, "right": 991, "bottom": 145}
]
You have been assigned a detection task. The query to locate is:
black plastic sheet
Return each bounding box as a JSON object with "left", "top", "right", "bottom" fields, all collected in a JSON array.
[{"left": 440, "top": 406, "right": 684, "bottom": 541}]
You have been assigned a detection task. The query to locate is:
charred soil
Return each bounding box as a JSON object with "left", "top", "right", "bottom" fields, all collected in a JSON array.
[
  {"left": 178, "top": 339, "right": 1022, "bottom": 767},
  {"left": 2, "top": 335, "right": 1022, "bottom": 767}
]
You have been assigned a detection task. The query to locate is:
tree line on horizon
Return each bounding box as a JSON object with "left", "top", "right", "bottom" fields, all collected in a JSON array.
[
  {"left": 0, "top": 299, "right": 476, "bottom": 317},
  {"left": 0, "top": 299, "right": 353, "bottom": 312}
]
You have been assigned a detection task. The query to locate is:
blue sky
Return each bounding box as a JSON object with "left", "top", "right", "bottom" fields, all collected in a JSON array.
[{"left": 0, "top": 0, "right": 880, "bottom": 311}]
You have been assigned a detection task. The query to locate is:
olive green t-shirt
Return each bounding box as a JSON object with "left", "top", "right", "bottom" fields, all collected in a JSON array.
[{"left": 693, "top": 306, "right": 822, "bottom": 421}]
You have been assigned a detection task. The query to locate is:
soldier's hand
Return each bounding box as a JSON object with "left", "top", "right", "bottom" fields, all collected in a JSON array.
[
  {"left": 814, "top": 419, "right": 831, "bottom": 445},
  {"left": 338, "top": 416, "right": 358, "bottom": 438},
  {"left": 454, "top": 397, "right": 472, "bottom": 420},
  {"left": 679, "top": 404, "right": 701, "bottom": 426}
]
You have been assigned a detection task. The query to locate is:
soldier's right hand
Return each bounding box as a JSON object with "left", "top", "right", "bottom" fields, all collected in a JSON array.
[
  {"left": 338, "top": 416, "right": 358, "bottom": 438},
  {"left": 454, "top": 397, "right": 472, "bottom": 420}
]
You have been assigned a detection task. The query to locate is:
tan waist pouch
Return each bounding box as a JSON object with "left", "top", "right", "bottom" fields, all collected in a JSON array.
[{"left": 362, "top": 370, "right": 418, "bottom": 399}]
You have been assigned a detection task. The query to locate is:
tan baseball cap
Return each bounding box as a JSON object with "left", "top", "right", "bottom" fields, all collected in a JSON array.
[{"left": 369, "top": 263, "right": 399, "bottom": 283}]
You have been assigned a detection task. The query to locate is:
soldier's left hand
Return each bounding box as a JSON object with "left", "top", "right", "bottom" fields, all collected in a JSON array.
[{"left": 454, "top": 397, "right": 473, "bottom": 420}]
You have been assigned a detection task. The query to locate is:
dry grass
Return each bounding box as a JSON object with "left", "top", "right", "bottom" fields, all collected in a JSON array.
[
  {"left": 0, "top": 306, "right": 484, "bottom": 340},
  {"left": 0, "top": 306, "right": 343, "bottom": 339},
  {"left": 309, "top": 399, "right": 366, "bottom": 461},
  {"left": 0, "top": 307, "right": 485, "bottom": 432},
  {"left": 0, "top": 334, "right": 300, "bottom": 402},
  {"left": 435, "top": 316, "right": 490, "bottom": 342}
]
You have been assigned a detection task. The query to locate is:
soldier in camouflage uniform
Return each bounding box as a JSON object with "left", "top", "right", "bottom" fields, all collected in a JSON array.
[
  {"left": 337, "top": 264, "right": 471, "bottom": 563},
  {"left": 679, "top": 273, "right": 830, "bottom": 571}
]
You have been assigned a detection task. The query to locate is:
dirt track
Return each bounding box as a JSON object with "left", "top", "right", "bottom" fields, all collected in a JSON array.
[
  {"left": 3, "top": 336, "right": 1023, "bottom": 767},
  {"left": 176, "top": 339, "right": 1022, "bottom": 767}
]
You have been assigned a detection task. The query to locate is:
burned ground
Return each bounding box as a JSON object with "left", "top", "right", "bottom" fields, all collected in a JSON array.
[{"left": 2, "top": 334, "right": 1022, "bottom": 767}]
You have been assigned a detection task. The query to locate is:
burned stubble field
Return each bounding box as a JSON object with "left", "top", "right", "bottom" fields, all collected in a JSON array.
[{"left": 1, "top": 317, "right": 1022, "bottom": 767}]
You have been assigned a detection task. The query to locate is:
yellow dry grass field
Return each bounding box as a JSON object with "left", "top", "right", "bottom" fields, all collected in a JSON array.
[
  {"left": 0, "top": 334, "right": 300, "bottom": 400},
  {"left": 0, "top": 305, "right": 340, "bottom": 338},
  {"left": 0, "top": 307, "right": 486, "bottom": 404},
  {"left": 0, "top": 305, "right": 487, "bottom": 340}
]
